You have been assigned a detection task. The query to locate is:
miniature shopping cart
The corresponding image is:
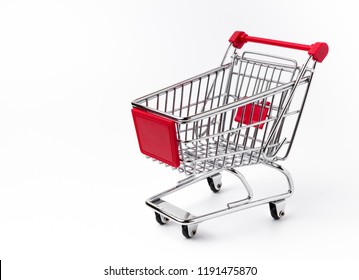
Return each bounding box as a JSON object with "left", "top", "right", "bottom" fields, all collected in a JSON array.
[{"left": 131, "top": 31, "right": 328, "bottom": 238}]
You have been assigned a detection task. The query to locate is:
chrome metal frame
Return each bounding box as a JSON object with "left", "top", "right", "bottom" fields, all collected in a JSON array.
[
  {"left": 146, "top": 162, "right": 293, "bottom": 226},
  {"left": 132, "top": 44, "right": 317, "bottom": 237}
]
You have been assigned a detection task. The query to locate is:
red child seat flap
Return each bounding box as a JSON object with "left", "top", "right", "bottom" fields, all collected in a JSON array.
[{"left": 235, "top": 101, "right": 270, "bottom": 129}]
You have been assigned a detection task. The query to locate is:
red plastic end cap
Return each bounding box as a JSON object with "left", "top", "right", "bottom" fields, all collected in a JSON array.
[
  {"left": 132, "top": 108, "right": 180, "bottom": 168},
  {"left": 309, "top": 42, "right": 329, "bottom": 62},
  {"left": 229, "top": 31, "right": 248, "bottom": 49}
]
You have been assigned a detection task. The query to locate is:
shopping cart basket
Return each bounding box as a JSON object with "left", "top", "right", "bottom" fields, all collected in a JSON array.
[{"left": 131, "top": 31, "right": 328, "bottom": 238}]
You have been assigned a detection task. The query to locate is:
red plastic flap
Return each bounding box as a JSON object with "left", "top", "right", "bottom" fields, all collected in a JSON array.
[
  {"left": 132, "top": 108, "right": 180, "bottom": 168},
  {"left": 235, "top": 101, "right": 270, "bottom": 129}
]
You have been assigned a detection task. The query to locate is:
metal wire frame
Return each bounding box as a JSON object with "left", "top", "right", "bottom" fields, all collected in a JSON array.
[{"left": 132, "top": 51, "right": 315, "bottom": 175}]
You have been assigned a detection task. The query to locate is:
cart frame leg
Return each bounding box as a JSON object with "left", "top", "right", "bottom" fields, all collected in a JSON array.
[{"left": 146, "top": 161, "right": 294, "bottom": 236}]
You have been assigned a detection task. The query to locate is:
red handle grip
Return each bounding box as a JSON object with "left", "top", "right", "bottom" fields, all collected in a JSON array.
[{"left": 229, "top": 31, "right": 328, "bottom": 63}]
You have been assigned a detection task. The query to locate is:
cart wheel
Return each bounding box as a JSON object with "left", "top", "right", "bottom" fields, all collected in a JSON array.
[
  {"left": 269, "top": 200, "right": 286, "bottom": 220},
  {"left": 207, "top": 173, "right": 222, "bottom": 193},
  {"left": 181, "top": 224, "right": 198, "bottom": 239},
  {"left": 155, "top": 212, "right": 169, "bottom": 225}
]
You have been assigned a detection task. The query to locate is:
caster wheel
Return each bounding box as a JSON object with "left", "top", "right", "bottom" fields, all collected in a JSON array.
[
  {"left": 269, "top": 200, "right": 286, "bottom": 220},
  {"left": 181, "top": 224, "right": 198, "bottom": 239},
  {"left": 207, "top": 173, "right": 222, "bottom": 193},
  {"left": 155, "top": 212, "right": 169, "bottom": 225}
]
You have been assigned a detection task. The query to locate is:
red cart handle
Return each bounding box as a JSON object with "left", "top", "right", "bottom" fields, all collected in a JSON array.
[{"left": 229, "top": 31, "right": 328, "bottom": 63}]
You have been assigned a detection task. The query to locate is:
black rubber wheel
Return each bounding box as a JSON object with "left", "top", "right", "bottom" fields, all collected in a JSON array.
[
  {"left": 182, "top": 225, "right": 196, "bottom": 239},
  {"left": 269, "top": 202, "right": 284, "bottom": 220},
  {"left": 155, "top": 212, "right": 168, "bottom": 225},
  {"left": 207, "top": 177, "right": 222, "bottom": 193}
]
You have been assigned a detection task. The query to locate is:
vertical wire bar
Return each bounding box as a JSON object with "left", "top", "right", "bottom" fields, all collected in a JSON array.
[
  {"left": 277, "top": 69, "right": 286, "bottom": 111},
  {"left": 217, "top": 69, "right": 226, "bottom": 107},
  {"left": 156, "top": 94, "right": 159, "bottom": 110},
  {"left": 192, "top": 81, "right": 199, "bottom": 141},
  {"left": 195, "top": 78, "right": 202, "bottom": 115},
  {"left": 179, "top": 85, "right": 184, "bottom": 117},
  {"left": 198, "top": 119, "right": 204, "bottom": 140},
  {"left": 216, "top": 69, "right": 226, "bottom": 134},
  {"left": 172, "top": 88, "right": 177, "bottom": 115},
  {"left": 209, "top": 71, "right": 218, "bottom": 110},
  {"left": 176, "top": 123, "right": 187, "bottom": 175},
  {"left": 202, "top": 74, "right": 211, "bottom": 112},
  {"left": 185, "top": 82, "right": 193, "bottom": 142},
  {"left": 203, "top": 117, "right": 211, "bottom": 171},
  {"left": 194, "top": 120, "right": 199, "bottom": 175},
  {"left": 187, "top": 82, "right": 193, "bottom": 117},
  {"left": 219, "top": 113, "right": 226, "bottom": 168},
  {"left": 164, "top": 90, "right": 168, "bottom": 113}
]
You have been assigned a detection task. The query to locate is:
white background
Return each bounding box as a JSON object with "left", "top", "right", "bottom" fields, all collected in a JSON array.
[{"left": 0, "top": 0, "right": 358, "bottom": 279}]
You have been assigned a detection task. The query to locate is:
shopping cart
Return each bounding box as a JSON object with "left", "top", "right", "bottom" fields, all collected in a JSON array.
[{"left": 131, "top": 31, "right": 328, "bottom": 238}]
